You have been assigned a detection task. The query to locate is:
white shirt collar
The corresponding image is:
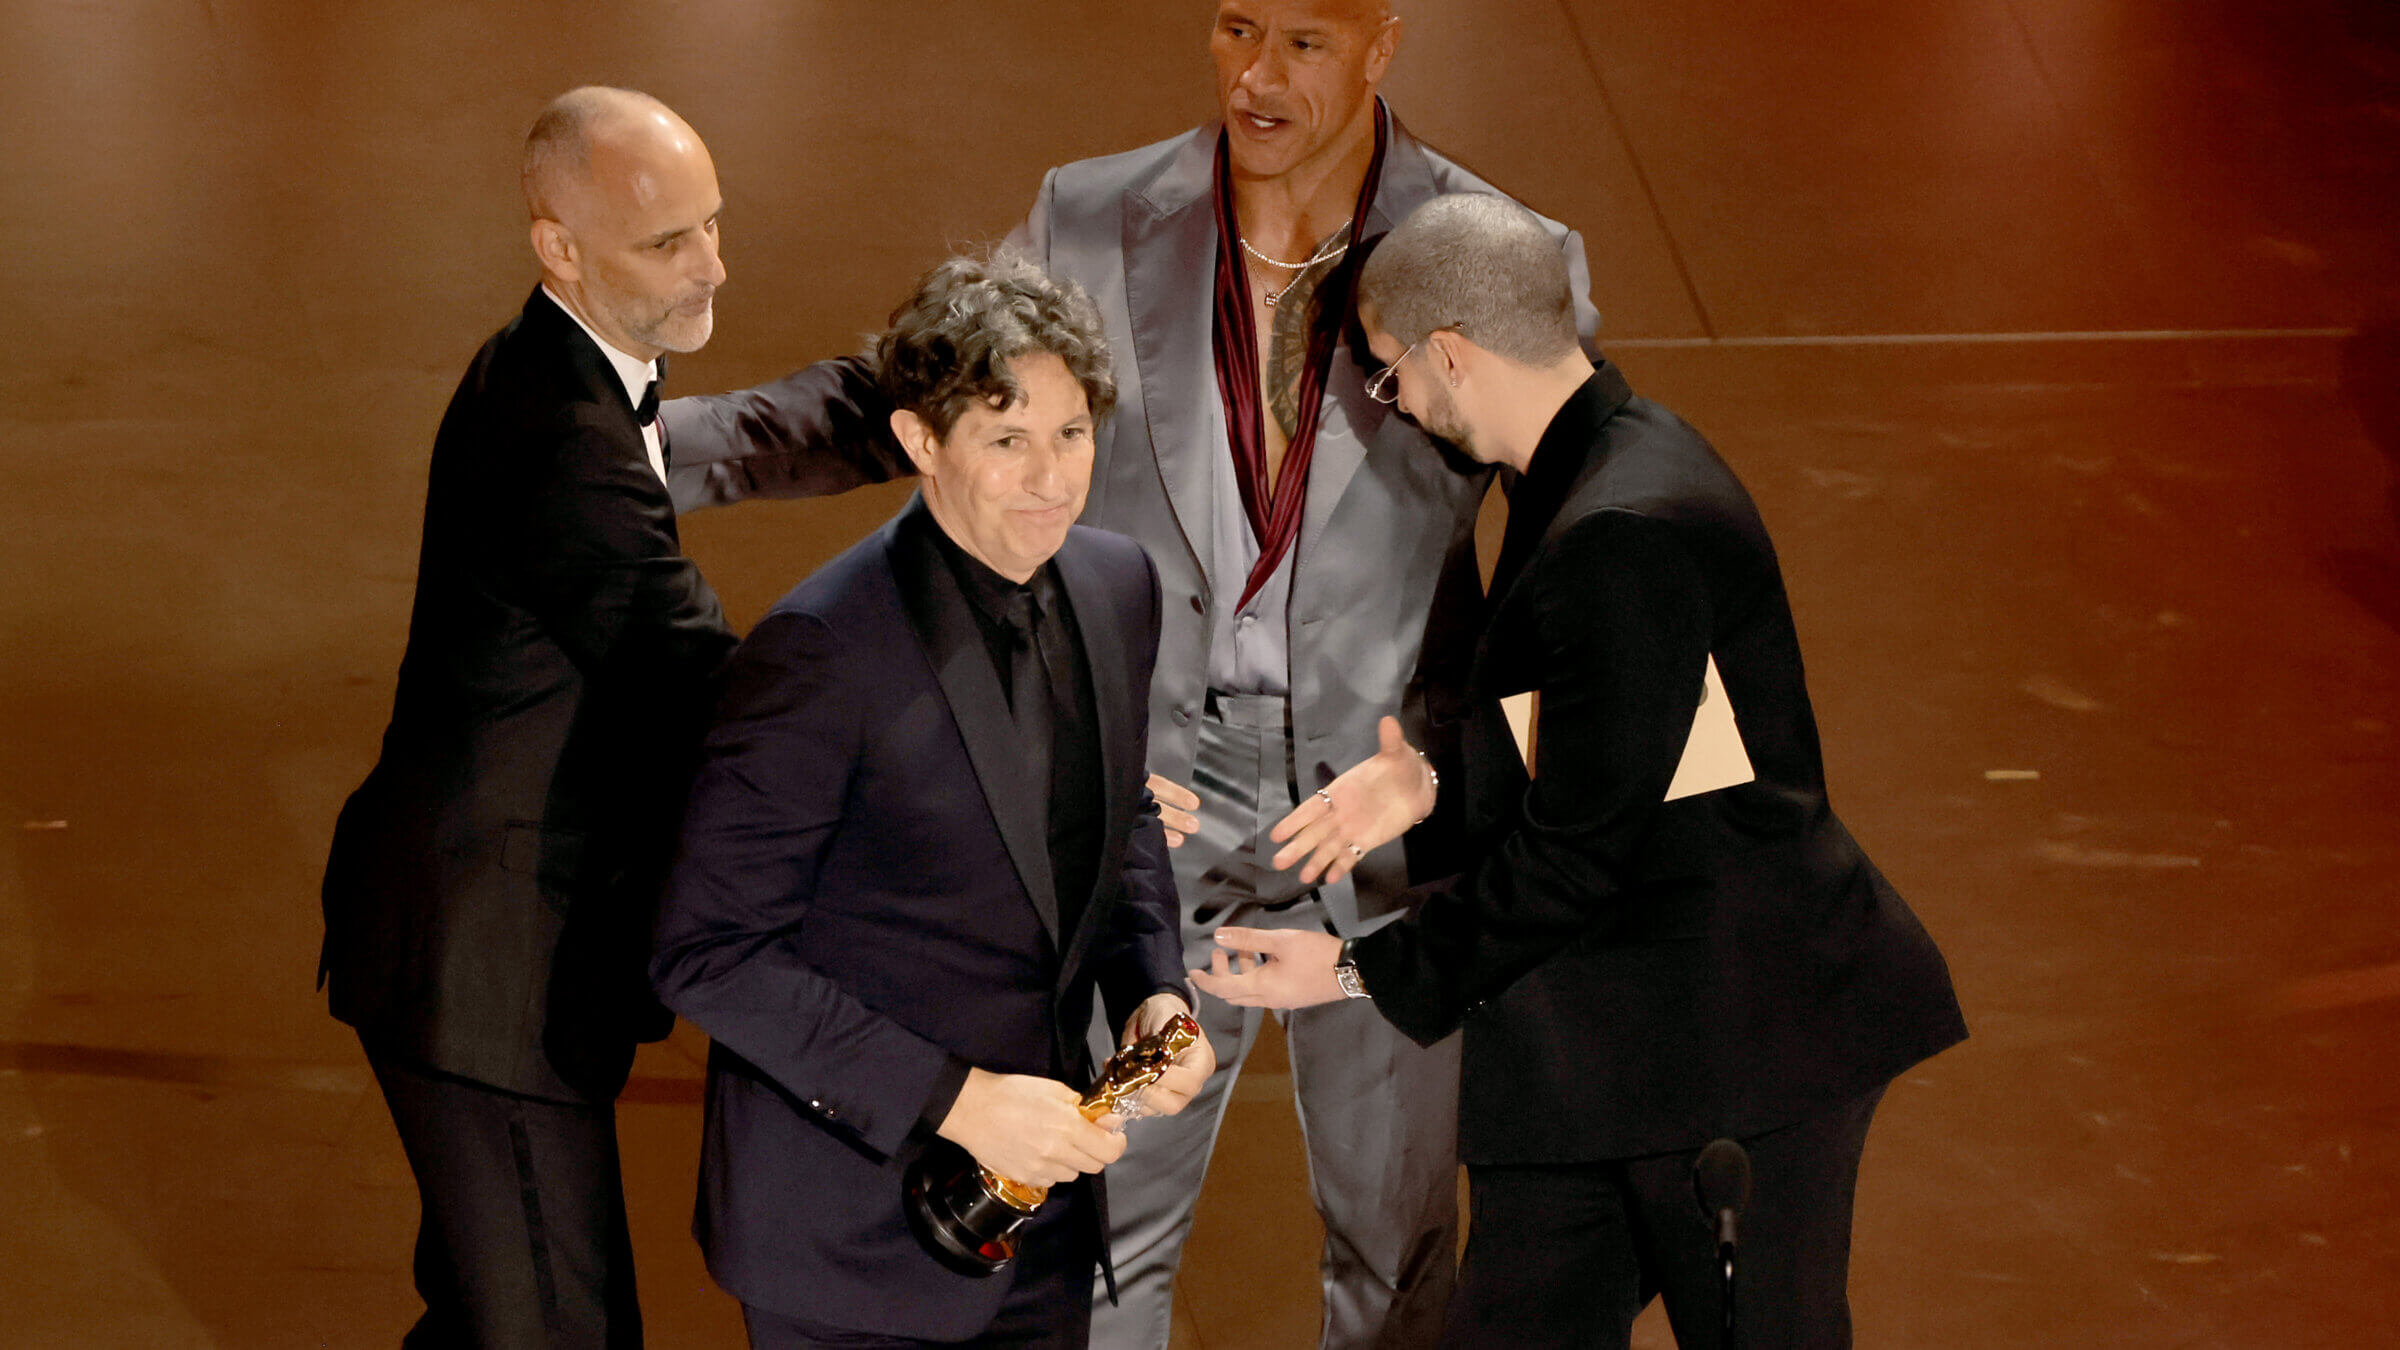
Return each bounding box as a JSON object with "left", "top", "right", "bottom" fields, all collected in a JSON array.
[{"left": 540, "top": 284, "right": 658, "bottom": 412}]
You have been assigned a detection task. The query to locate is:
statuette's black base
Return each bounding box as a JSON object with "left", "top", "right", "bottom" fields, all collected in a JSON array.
[{"left": 904, "top": 1148, "right": 1033, "bottom": 1277}]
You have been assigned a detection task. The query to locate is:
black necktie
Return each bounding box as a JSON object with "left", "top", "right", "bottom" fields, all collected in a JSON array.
[
  {"left": 1001, "top": 590, "right": 1055, "bottom": 770},
  {"left": 636, "top": 379, "right": 661, "bottom": 426},
  {"left": 1004, "top": 587, "right": 1068, "bottom": 936}
]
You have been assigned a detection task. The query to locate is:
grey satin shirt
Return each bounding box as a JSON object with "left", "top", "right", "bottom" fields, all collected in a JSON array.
[{"left": 1204, "top": 394, "right": 1295, "bottom": 697}]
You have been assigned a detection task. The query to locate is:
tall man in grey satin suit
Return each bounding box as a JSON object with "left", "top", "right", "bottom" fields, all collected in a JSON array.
[{"left": 661, "top": 3, "right": 1599, "bottom": 1343}]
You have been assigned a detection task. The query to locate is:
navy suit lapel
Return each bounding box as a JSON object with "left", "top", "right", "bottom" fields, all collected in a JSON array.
[
  {"left": 887, "top": 502, "right": 1062, "bottom": 945},
  {"left": 1048, "top": 533, "right": 1132, "bottom": 981}
]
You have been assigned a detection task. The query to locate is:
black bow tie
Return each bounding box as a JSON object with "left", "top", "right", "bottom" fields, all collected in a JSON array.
[{"left": 637, "top": 356, "right": 667, "bottom": 426}]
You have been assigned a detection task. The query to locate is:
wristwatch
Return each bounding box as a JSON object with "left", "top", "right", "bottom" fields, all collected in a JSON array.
[{"left": 1334, "top": 938, "right": 1371, "bottom": 1001}]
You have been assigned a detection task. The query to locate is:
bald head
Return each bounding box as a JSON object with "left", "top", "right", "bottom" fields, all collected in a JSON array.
[
  {"left": 523, "top": 86, "right": 692, "bottom": 223},
  {"left": 522, "top": 87, "right": 726, "bottom": 359}
]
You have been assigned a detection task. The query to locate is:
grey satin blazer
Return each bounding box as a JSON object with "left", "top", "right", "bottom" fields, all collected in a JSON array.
[{"left": 1006, "top": 110, "right": 1601, "bottom": 926}]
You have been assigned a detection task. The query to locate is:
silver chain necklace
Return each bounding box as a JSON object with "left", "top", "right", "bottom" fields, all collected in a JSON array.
[{"left": 1241, "top": 234, "right": 1349, "bottom": 307}]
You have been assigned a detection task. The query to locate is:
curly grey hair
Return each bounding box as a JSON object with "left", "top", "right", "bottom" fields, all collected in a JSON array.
[{"left": 875, "top": 250, "right": 1117, "bottom": 438}]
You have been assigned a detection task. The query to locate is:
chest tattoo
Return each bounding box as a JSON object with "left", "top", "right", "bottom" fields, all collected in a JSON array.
[{"left": 1262, "top": 234, "right": 1347, "bottom": 440}]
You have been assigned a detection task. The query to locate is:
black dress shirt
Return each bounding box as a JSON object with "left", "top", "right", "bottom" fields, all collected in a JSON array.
[{"left": 897, "top": 506, "right": 1107, "bottom": 1124}]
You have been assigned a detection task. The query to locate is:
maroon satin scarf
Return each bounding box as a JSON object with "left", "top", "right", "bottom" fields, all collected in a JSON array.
[{"left": 1210, "top": 106, "right": 1390, "bottom": 612}]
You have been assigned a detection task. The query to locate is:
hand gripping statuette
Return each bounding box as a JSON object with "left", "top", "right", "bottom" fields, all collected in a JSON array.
[{"left": 904, "top": 1011, "right": 1201, "bottom": 1276}]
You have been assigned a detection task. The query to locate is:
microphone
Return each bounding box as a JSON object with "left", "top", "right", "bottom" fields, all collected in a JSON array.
[
  {"left": 1693, "top": 1138, "right": 1752, "bottom": 1349},
  {"left": 1693, "top": 1138, "right": 1752, "bottom": 1255}
]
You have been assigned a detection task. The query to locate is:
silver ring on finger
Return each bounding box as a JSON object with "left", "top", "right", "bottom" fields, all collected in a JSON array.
[
  {"left": 1347, "top": 843, "right": 1365, "bottom": 860},
  {"left": 1314, "top": 788, "right": 1336, "bottom": 814}
]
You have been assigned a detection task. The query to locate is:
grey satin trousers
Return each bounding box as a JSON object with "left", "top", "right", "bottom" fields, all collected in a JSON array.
[{"left": 1089, "top": 693, "right": 1461, "bottom": 1349}]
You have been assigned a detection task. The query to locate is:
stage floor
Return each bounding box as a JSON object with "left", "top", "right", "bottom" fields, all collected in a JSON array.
[{"left": 3, "top": 1, "right": 2396, "bottom": 1345}]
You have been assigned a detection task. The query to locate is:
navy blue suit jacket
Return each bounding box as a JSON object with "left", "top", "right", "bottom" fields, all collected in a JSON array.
[{"left": 650, "top": 496, "right": 1185, "bottom": 1339}]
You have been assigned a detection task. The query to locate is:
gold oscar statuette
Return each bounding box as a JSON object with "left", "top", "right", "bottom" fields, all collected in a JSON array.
[{"left": 904, "top": 1011, "right": 1201, "bottom": 1275}]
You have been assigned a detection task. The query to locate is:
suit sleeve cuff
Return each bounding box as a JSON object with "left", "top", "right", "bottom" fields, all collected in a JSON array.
[
  {"left": 917, "top": 1053, "right": 975, "bottom": 1134},
  {"left": 1351, "top": 923, "right": 1459, "bottom": 1047},
  {"left": 1101, "top": 970, "right": 1194, "bottom": 1037},
  {"left": 1132, "top": 981, "right": 1195, "bottom": 1028}
]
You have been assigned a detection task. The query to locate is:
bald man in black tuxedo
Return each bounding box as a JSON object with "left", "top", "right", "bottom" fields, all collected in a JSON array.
[{"left": 319, "top": 88, "right": 904, "bottom": 1347}]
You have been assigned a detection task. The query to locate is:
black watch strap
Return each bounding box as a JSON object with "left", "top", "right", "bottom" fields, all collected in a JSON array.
[{"left": 1334, "top": 938, "right": 1370, "bottom": 1001}]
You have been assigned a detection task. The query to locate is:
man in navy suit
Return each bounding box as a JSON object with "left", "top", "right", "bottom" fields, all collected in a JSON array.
[{"left": 651, "top": 252, "right": 1216, "bottom": 1349}]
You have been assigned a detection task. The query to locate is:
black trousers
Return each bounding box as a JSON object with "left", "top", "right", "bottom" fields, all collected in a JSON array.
[
  {"left": 1443, "top": 1086, "right": 1887, "bottom": 1350},
  {"left": 365, "top": 1039, "right": 641, "bottom": 1349},
  {"left": 740, "top": 1198, "right": 1095, "bottom": 1350}
]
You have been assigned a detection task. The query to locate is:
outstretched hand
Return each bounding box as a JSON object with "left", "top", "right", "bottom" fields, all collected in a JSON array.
[
  {"left": 1187, "top": 927, "right": 1347, "bottom": 1010},
  {"left": 1267, "top": 718, "right": 1436, "bottom": 884}
]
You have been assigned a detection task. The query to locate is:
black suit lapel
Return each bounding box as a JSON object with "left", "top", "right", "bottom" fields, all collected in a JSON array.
[
  {"left": 888, "top": 502, "right": 1062, "bottom": 945},
  {"left": 1047, "top": 534, "right": 1132, "bottom": 981},
  {"left": 520, "top": 286, "right": 672, "bottom": 500},
  {"left": 521, "top": 287, "right": 627, "bottom": 410},
  {"left": 1472, "top": 364, "right": 1644, "bottom": 726},
  {"left": 1484, "top": 362, "right": 1637, "bottom": 615}
]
